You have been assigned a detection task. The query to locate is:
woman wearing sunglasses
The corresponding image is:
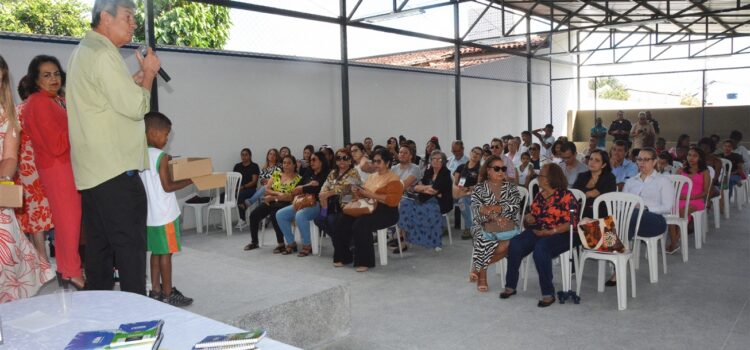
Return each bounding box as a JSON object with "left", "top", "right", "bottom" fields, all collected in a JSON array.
[
  {"left": 317, "top": 148, "right": 362, "bottom": 239},
  {"left": 469, "top": 155, "right": 522, "bottom": 292},
  {"left": 398, "top": 150, "right": 454, "bottom": 252},
  {"left": 275, "top": 151, "right": 330, "bottom": 257},
  {"left": 332, "top": 149, "right": 403, "bottom": 272},
  {"left": 501, "top": 163, "right": 579, "bottom": 307}
]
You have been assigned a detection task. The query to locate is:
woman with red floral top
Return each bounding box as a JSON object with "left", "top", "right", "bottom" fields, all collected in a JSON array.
[
  {"left": 20, "top": 55, "right": 84, "bottom": 290},
  {"left": 500, "top": 163, "right": 578, "bottom": 307}
]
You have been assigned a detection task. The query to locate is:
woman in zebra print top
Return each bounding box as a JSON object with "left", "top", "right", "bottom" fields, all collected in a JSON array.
[{"left": 469, "top": 155, "right": 522, "bottom": 292}]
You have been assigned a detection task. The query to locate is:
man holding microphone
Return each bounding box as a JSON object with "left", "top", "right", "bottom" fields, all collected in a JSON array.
[{"left": 67, "top": 0, "right": 161, "bottom": 294}]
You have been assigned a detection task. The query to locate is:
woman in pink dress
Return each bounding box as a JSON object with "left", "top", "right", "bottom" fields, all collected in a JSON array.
[
  {"left": 14, "top": 79, "right": 55, "bottom": 262},
  {"left": 672, "top": 147, "right": 710, "bottom": 252},
  {"left": 21, "top": 55, "right": 84, "bottom": 290},
  {"left": 0, "top": 54, "right": 55, "bottom": 303}
]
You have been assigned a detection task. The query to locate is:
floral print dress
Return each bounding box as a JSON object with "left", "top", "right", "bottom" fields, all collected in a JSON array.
[
  {"left": 14, "top": 102, "right": 54, "bottom": 235},
  {"left": 0, "top": 110, "right": 55, "bottom": 303}
]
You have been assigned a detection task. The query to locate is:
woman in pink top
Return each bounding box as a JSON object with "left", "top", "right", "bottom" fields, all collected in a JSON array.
[{"left": 673, "top": 147, "right": 710, "bottom": 251}]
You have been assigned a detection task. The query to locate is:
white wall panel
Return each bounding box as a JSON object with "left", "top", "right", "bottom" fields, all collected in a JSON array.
[
  {"left": 461, "top": 77, "right": 527, "bottom": 148},
  {"left": 349, "top": 67, "right": 455, "bottom": 148}
]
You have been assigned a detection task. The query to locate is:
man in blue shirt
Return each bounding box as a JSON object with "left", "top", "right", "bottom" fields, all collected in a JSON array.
[
  {"left": 590, "top": 117, "right": 607, "bottom": 149},
  {"left": 610, "top": 140, "right": 638, "bottom": 190}
]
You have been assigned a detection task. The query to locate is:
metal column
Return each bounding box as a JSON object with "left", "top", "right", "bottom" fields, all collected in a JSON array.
[
  {"left": 145, "top": 0, "right": 158, "bottom": 111},
  {"left": 340, "top": 0, "right": 351, "bottom": 144}
]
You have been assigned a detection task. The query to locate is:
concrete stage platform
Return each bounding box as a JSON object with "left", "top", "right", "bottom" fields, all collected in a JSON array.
[{"left": 169, "top": 228, "right": 351, "bottom": 349}]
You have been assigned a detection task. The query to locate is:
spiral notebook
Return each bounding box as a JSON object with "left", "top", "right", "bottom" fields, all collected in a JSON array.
[{"left": 193, "top": 329, "right": 266, "bottom": 349}]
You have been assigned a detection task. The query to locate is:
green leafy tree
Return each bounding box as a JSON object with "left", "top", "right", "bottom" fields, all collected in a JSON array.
[
  {"left": 588, "top": 76, "right": 631, "bottom": 101},
  {"left": 134, "top": 0, "right": 231, "bottom": 49},
  {"left": 0, "top": 0, "right": 90, "bottom": 37}
]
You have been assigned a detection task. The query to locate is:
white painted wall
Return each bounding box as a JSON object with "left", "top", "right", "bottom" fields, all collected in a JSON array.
[
  {"left": 461, "top": 77, "right": 527, "bottom": 148},
  {"left": 349, "top": 67, "right": 455, "bottom": 148}
]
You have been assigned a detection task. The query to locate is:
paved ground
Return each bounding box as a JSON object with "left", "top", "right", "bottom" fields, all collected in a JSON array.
[{"left": 39, "top": 202, "right": 750, "bottom": 349}]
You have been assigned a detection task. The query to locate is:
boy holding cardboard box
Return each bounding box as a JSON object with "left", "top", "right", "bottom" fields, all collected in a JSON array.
[{"left": 140, "top": 112, "right": 193, "bottom": 306}]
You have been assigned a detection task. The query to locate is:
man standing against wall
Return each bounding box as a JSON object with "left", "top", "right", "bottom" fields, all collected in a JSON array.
[
  {"left": 590, "top": 117, "right": 607, "bottom": 149},
  {"left": 608, "top": 110, "right": 632, "bottom": 146},
  {"left": 67, "top": 0, "right": 161, "bottom": 294}
]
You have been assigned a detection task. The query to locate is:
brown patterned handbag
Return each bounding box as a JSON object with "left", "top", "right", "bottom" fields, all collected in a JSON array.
[{"left": 577, "top": 216, "right": 625, "bottom": 253}]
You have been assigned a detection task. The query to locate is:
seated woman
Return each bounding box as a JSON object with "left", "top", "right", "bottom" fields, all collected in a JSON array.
[
  {"left": 234, "top": 148, "right": 260, "bottom": 229},
  {"left": 469, "top": 155, "right": 522, "bottom": 292},
  {"left": 276, "top": 151, "right": 329, "bottom": 256},
  {"left": 602, "top": 148, "right": 672, "bottom": 284},
  {"left": 244, "top": 155, "right": 301, "bottom": 252},
  {"left": 673, "top": 147, "right": 710, "bottom": 251},
  {"left": 398, "top": 150, "right": 454, "bottom": 251},
  {"left": 245, "top": 148, "right": 280, "bottom": 207},
  {"left": 454, "top": 146, "right": 482, "bottom": 240},
  {"left": 332, "top": 149, "right": 404, "bottom": 272},
  {"left": 623, "top": 148, "right": 672, "bottom": 242},
  {"left": 389, "top": 145, "right": 422, "bottom": 250},
  {"left": 501, "top": 163, "right": 578, "bottom": 307},
  {"left": 297, "top": 144, "right": 314, "bottom": 173},
  {"left": 318, "top": 148, "right": 362, "bottom": 237},
  {"left": 572, "top": 149, "right": 617, "bottom": 219},
  {"left": 386, "top": 136, "right": 399, "bottom": 166}
]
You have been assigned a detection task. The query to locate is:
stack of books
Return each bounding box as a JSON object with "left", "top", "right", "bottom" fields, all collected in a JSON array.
[
  {"left": 65, "top": 320, "right": 164, "bottom": 350},
  {"left": 192, "top": 329, "right": 266, "bottom": 350}
]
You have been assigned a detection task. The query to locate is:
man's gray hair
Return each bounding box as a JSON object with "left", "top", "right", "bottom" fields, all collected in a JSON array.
[{"left": 91, "top": 0, "right": 136, "bottom": 29}]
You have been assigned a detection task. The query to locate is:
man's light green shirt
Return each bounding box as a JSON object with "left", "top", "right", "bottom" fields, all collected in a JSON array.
[{"left": 67, "top": 31, "right": 150, "bottom": 190}]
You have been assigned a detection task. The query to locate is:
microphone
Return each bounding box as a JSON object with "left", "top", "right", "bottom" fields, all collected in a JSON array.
[{"left": 138, "top": 46, "right": 171, "bottom": 82}]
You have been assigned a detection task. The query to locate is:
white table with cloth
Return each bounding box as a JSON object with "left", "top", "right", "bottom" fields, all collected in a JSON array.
[{"left": 0, "top": 290, "right": 299, "bottom": 349}]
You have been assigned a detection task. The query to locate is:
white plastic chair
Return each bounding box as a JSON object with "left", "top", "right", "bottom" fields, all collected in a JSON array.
[
  {"left": 206, "top": 172, "right": 242, "bottom": 236},
  {"left": 577, "top": 192, "right": 642, "bottom": 311},
  {"left": 495, "top": 186, "right": 528, "bottom": 286},
  {"left": 293, "top": 220, "right": 321, "bottom": 256},
  {"left": 690, "top": 171, "right": 713, "bottom": 249},
  {"left": 181, "top": 192, "right": 214, "bottom": 234},
  {"left": 443, "top": 211, "right": 454, "bottom": 246},
  {"left": 376, "top": 224, "right": 399, "bottom": 266},
  {"left": 719, "top": 158, "right": 732, "bottom": 219},
  {"left": 710, "top": 161, "right": 727, "bottom": 229}
]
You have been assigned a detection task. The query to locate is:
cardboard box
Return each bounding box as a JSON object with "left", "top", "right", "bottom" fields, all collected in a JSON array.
[
  {"left": 0, "top": 184, "right": 23, "bottom": 208},
  {"left": 192, "top": 172, "right": 227, "bottom": 191},
  {"left": 169, "top": 157, "right": 212, "bottom": 181}
]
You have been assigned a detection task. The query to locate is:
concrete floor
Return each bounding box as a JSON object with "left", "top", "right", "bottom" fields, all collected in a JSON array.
[{"left": 39, "top": 203, "right": 749, "bottom": 350}]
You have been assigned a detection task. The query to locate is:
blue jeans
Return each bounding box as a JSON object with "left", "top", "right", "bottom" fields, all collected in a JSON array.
[
  {"left": 245, "top": 186, "right": 266, "bottom": 207},
  {"left": 628, "top": 209, "right": 667, "bottom": 240},
  {"left": 457, "top": 196, "right": 472, "bottom": 228},
  {"left": 276, "top": 203, "right": 321, "bottom": 246},
  {"left": 505, "top": 228, "right": 571, "bottom": 297}
]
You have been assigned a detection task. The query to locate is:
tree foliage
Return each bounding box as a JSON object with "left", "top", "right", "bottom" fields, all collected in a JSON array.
[
  {"left": 588, "top": 76, "right": 631, "bottom": 101},
  {"left": 0, "top": 0, "right": 90, "bottom": 37},
  {"left": 134, "top": 0, "right": 231, "bottom": 49},
  {"left": 0, "top": 0, "right": 231, "bottom": 50}
]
